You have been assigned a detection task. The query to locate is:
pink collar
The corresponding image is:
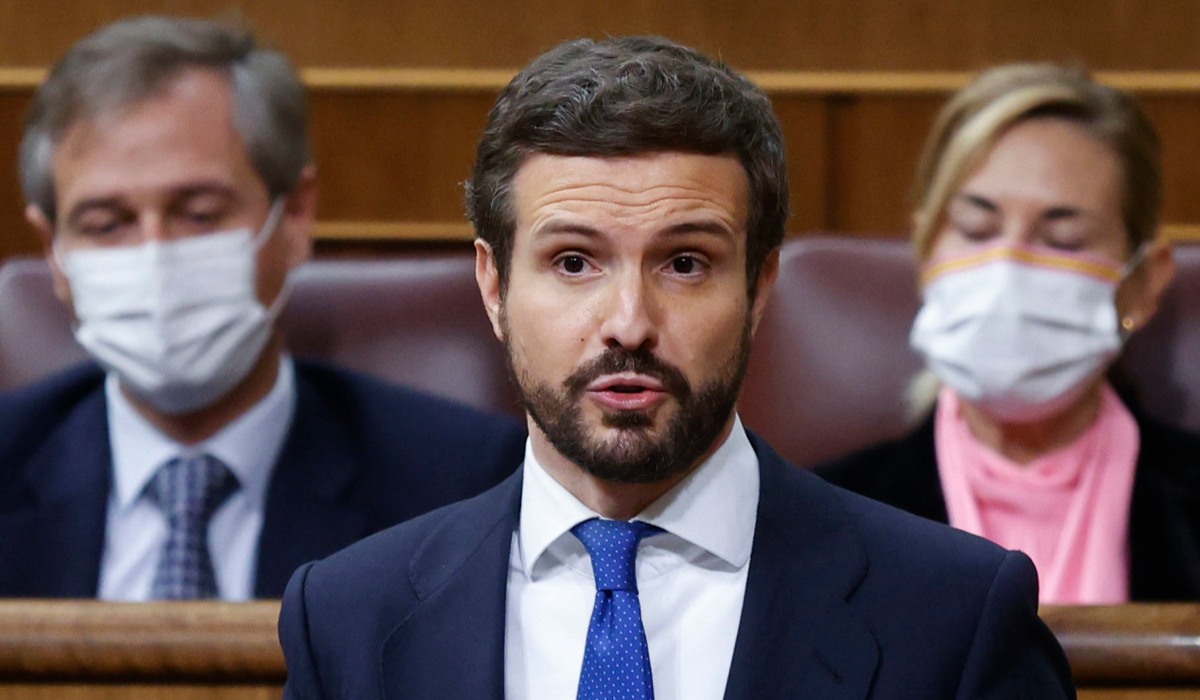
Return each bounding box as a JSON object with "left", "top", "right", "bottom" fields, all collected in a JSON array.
[{"left": 935, "top": 385, "right": 1138, "bottom": 604}]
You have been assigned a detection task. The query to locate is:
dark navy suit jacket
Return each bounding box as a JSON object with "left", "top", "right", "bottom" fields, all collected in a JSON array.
[
  {"left": 278, "top": 434, "right": 1074, "bottom": 699},
  {"left": 0, "top": 360, "right": 526, "bottom": 598}
]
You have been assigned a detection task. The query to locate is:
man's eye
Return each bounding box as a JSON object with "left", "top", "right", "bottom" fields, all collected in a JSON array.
[
  {"left": 557, "top": 255, "right": 589, "bottom": 274},
  {"left": 673, "top": 256, "right": 695, "bottom": 274},
  {"left": 669, "top": 255, "right": 706, "bottom": 276},
  {"left": 73, "top": 216, "right": 127, "bottom": 239},
  {"left": 181, "top": 209, "right": 223, "bottom": 228},
  {"left": 79, "top": 221, "right": 120, "bottom": 237}
]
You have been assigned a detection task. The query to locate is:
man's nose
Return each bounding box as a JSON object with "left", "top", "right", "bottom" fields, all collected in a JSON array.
[{"left": 598, "top": 270, "right": 659, "bottom": 352}]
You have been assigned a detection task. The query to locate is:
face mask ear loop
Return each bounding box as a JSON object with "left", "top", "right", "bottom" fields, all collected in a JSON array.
[
  {"left": 50, "top": 223, "right": 70, "bottom": 274},
  {"left": 253, "top": 197, "right": 294, "bottom": 321},
  {"left": 253, "top": 198, "right": 287, "bottom": 251},
  {"left": 48, "top": 227, "right": 87, "bottom": 334},
  {"left": 1115, "top": 242, "right": 1151, "bottom": 342},
  {"left": 1118, "top": 242, "right": 1150, "bottom": 280}
]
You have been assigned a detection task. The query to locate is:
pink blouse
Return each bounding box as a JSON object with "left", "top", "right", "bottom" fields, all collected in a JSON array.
[{"left": 935, "top": 385, "right": 1138, "bottom": 604}]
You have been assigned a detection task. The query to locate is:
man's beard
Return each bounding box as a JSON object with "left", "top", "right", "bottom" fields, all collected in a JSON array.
[{"left": 506, "top": 318, "right": 752, "bottom": 485}]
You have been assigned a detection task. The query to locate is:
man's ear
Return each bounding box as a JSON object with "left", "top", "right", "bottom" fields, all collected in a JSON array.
[
  {"left": 26, "top": 204, "right": 72, "bottom": 303},
  {"left": 749, "top": 247, "right": 780, "bottom": 336},
  {"left": 279, "top": 164, "right": 317, "bottom": 269},
  {"left": 475, "top": 239, "right": 505, "bottom": 342}
]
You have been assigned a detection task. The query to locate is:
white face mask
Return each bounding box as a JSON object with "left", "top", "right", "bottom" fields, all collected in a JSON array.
[
  {"left": 58, "top": 200, "right": 288, "bottom": 415},
  {"left": 909, "top": 244, "right": 1141, "bottom": 423}
]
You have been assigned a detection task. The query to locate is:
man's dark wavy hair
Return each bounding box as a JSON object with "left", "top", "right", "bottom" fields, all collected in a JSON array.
[{"left": 466, "top": 35, "right": 788, "bottom": 296}]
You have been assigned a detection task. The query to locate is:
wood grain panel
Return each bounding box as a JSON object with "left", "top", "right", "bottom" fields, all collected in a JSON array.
[
  {"left": 0, "top": 91, "right": 32, "bottom": 261},
  {"left": 0, "top": 687, "right": 279, "bottom": 699},
  {"left": 0, "top": 601, "right": 282, "bottom": 680},
  {"left": 1, "top": 0, "right": 1200, "bottom": 71},
  {"left": 825, "top": 95, "right": 942, "bottom": 233},
  {"left": 310, "top": 90, "right": 492, "bottom": 220},
  {"left": 0, "top": 601, "right": 1195, "bottom": 698},
  {"left": 772, "top": 97, "right": 831, "bottom": 231},
  {"left": 1142, "top": 96, "right": 1200, "bottom": 227},
  {"left": 4, "top": 74, "right": 1200, "bottom": 261}
]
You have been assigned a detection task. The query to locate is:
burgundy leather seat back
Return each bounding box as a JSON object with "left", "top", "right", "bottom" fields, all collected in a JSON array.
[
  {"left": 4, "top": 239, "right": 1199, "bottom": 467},
  {"left": 0, "top": 254, "right": 522, "bottom": 418},
  {"left": 740, "top": 237, "right": 924, "bottom": 466},
  {"left": 1119, "top": 243, "right": 1200, "bottom": 432},
  {"left": 281, "top": 256, "right": 521, "bottom": 416},
  {"left": 740, "top": 236, "right": 1200, "bottom": 466},
  {"left": 0, "top": 258, "right": 86, "bottom": 388}
]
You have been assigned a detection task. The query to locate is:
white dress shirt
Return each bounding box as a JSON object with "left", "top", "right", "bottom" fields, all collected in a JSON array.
[
  {"left": 97, "top": 356, "right": 297, "bottom": 601},
  {"left": 504, "top": 415, "right": 760, "bottom": 700}
]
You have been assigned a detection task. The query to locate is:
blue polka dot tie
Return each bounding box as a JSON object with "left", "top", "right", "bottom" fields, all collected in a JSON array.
[
  {"left": 572, "top": 518, "right": 662, "bottom": 700},
  {"left": 146, "top": 454, "right": 238, "bottom": 600}
]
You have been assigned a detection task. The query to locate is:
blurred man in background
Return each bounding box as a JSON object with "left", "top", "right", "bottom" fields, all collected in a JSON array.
[{"left": 0, "top": 15, "right": 524, "bottom": 600}]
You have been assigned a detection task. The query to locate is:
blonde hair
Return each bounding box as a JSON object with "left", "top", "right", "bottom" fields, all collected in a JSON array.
[{"left": 911, "top": 63, "right": 1161, "bottom": 260}]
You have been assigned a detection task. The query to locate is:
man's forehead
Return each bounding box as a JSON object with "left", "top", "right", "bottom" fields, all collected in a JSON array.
[
  {"left": 512, "top": 152, "right": 748, "bottom": 200},
  {"left": 57, "top": 68, "right": 234, "bottom": 137},
  {"left": 49, "top": 69, "right": 262, "bottom": 213}
]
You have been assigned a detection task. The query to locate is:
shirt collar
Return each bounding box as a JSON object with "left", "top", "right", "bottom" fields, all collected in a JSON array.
[
  {"left": 106, "top": 355, "right": 298, "bottom": 512},
  {"left": 517, "top": 414, "right": 759, "bottom": 578}
]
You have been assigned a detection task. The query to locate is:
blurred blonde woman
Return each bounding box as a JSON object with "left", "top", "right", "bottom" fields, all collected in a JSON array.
[{"left": 819, "top": 63, "right": 1200, "bottom": 603}]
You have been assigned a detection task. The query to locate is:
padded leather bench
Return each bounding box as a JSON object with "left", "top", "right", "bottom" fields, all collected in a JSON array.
[{"left": 4, "top": 237, "right": 1198, "bottom": 467}]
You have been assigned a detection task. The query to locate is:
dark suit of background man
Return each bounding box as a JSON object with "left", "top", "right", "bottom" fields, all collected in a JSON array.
[
  {"left": 279, "top": 36, "right": 1075, "bottom": 698},
  {"left": 0, "top": 16, "right": 524, "bottom": 600}
]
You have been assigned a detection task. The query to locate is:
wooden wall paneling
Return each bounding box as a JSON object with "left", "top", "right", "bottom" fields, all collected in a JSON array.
[
  {"left": 2, "top": 1, "right": 1200, "bottom": 71},
  {"left": 1141, "top": 95, "right": 1200, "bottom": 229},
  {"left": 772, "top": 96, "right": 832, "bottom": 231},
  {"left": 825, "top": 94, "right": 942, "bottom": 234},
  {"left": 9, "top": 73, "right": 1200, "bottom": 260},
  {"left": 0, "top": 90, "right": 32, "bottom": 261},
  {"left": 309, "top": 88, "right": 494, "bottom": 224}
]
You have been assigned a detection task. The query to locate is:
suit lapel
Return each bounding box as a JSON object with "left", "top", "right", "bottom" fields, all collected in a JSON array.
[
  {"left": 255, "top": 369, "right": 368, "bottom": 597},
  {"left": 380, "top": 472, "right": 521, "bottom": 700},
  {"left": 723, "top": 436, "right": 879, "bottom": 700},
  {"left": 0, "top": 387, "right": 110, "bottom": 596},
  {"left": 364, "top": 434, "right": 885, "bottom": 699}
]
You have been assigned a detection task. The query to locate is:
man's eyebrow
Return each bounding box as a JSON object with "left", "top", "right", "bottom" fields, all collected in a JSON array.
[
  {"left": 531, "top": 221, "right": 603, "bottom": 239},
  {"left": 532, "top": 220, "right": 736, "bottom": 240},
  {"left": 661, "top": 220, "right": 736, "bottom": 238},
  {"left": 171, "top": 183, "right": 238, "bottom": 202}
]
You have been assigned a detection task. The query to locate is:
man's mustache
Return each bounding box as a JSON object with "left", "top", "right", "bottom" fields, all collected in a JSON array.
[{"left": 563, "top": 347, "right": 691, "bottom": 399}]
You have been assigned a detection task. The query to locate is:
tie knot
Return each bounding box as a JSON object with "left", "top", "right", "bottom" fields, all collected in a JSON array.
[
  {"left": 148, "top": 454, "right": 239, "bottom": 523},
  {"left": 571, "top": 518, "right": 661, "bottom": 593}
]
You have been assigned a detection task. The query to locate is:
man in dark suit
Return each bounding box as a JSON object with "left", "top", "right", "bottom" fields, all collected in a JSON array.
[
  {"left": 278, "top": 36, "right": 1074, "bottom": 698},
  {"left": 0, "top": 16, "right": 524, "bottom": 600}
]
